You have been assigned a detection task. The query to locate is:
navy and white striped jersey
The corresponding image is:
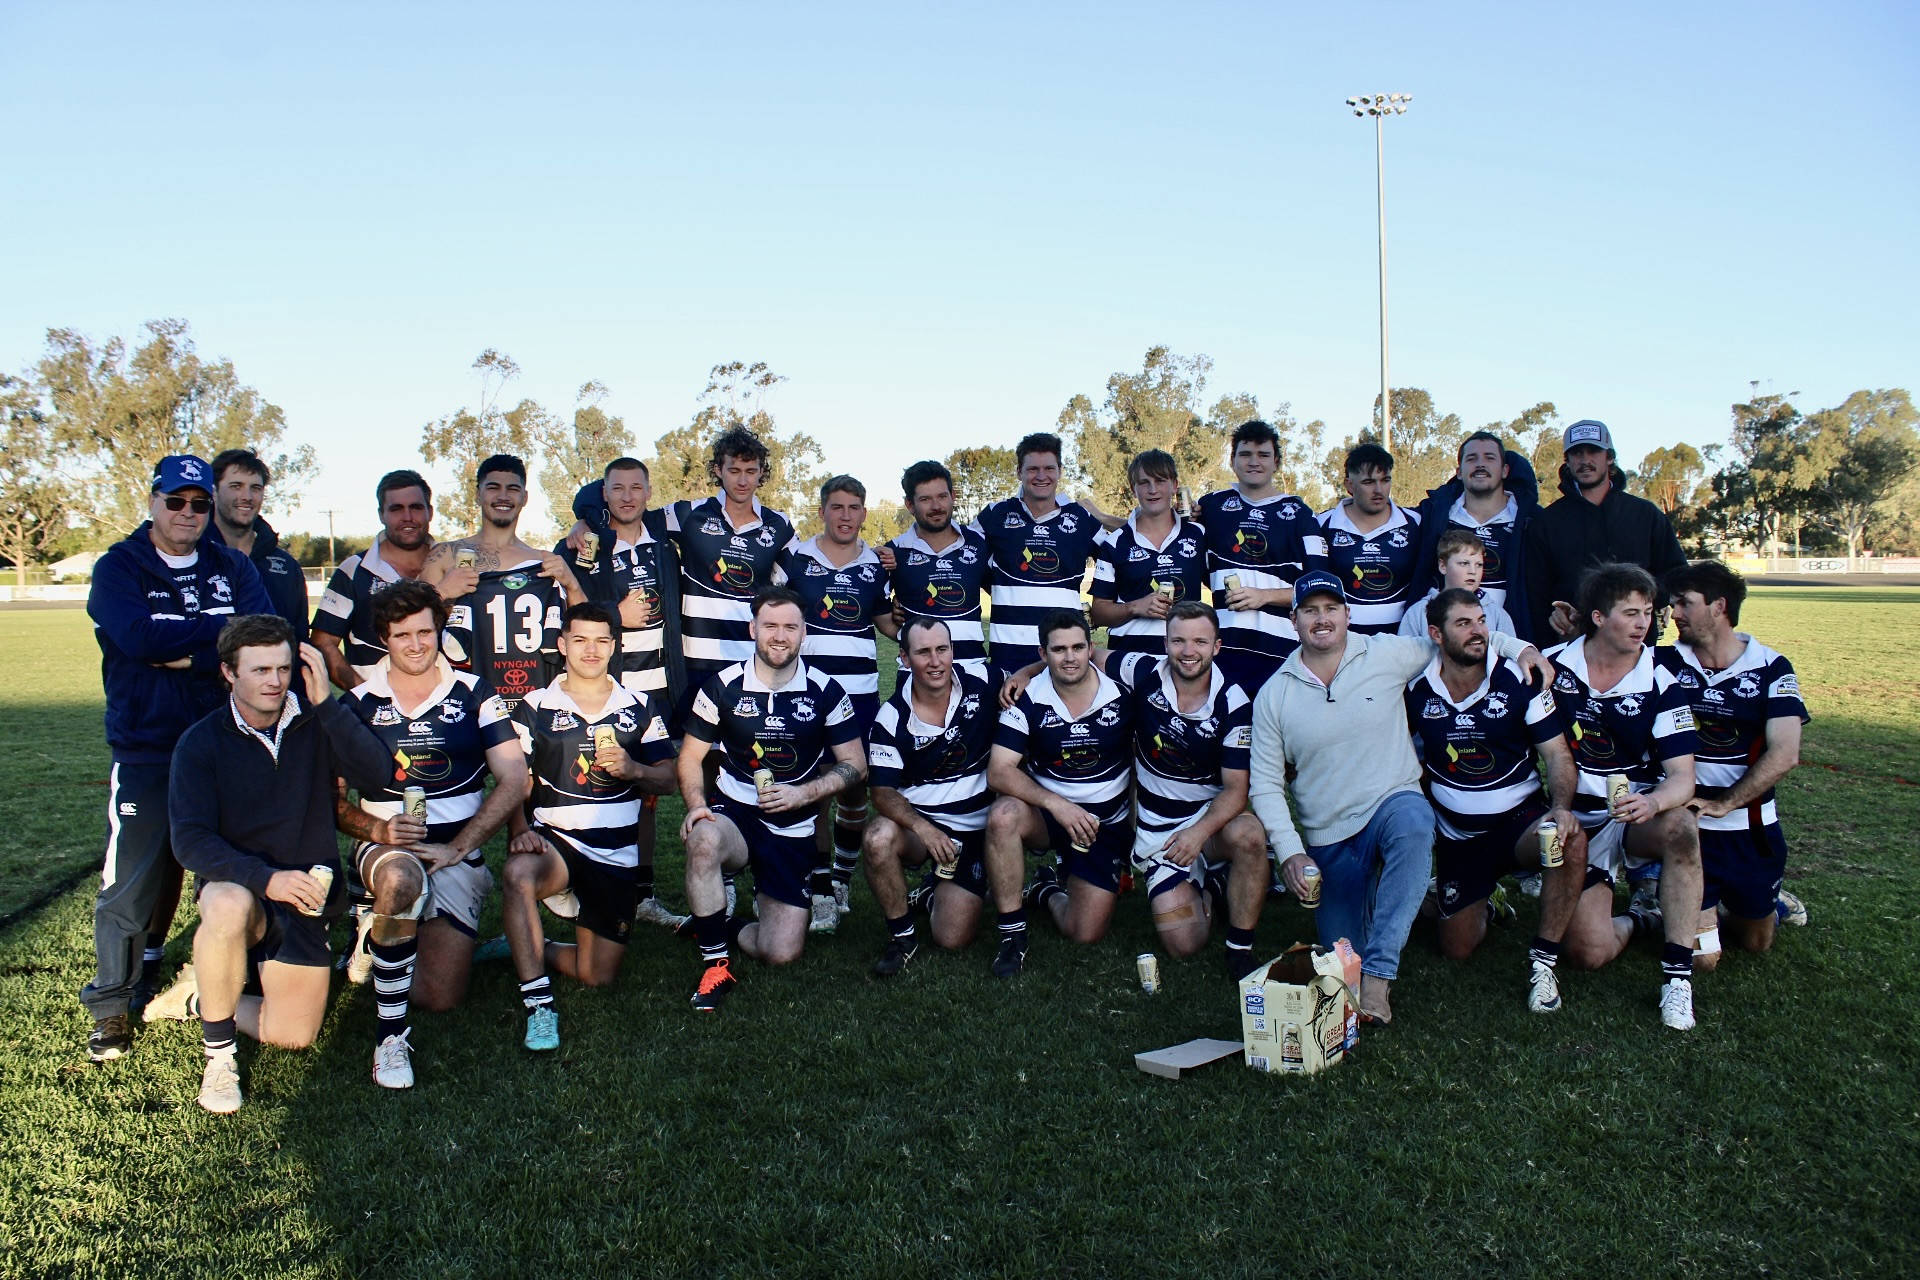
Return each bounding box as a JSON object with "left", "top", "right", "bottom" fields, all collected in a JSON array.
[
  {"left": 510, "top": 678, "right": 674, "bottom": 869},
  {"left": 343, "top": 659, "right": 517, "bottom": 858},
  {"left": 866, "top": 669, "right": 997, "bottom": 836},
  {"left": 1091, "top": 515, "right": 1210, "bottom": 655},
  {"left": 972, "top": 498, "right": 1102, "bottom": 679},
  {"left": 885, "top": 525, "right": 993, "bottom": 677},
  {"left": 1442, "top": 493, "right": 1520, "bottom": 616},
  {"left": 995, "top": 669, "right": 1134, "bottom": 824},
  {"left": 441, "top": 561, "right": 564, "bottom": 713},
  {"left": 312, "top": 539, "right": 412, "bottom": 678},
  {"left": 783, "top": 538, "right": 891, "bottom": 699},
  {"left": 1404, "top": 657, "right": 1561, "bottom": 840},
  {"left": 662, "top": 496, "right": 797, "bottom": 683},
  {"left": 1318, "top": 502, "right": 1423, "bottom": 634},
  {"left": 1656, "top": 639, "right": 1808, "bottom": 833},
  {"left": 1108, "top": 652, "right": 1252, "bottom": 850},
  {"left": 563, "top": 523, "right": 672, "bottom": 698},
  {"left": 1196, "top": 488, "right": 1327, "bottom": 662},
  {"left": 686, "top": 659, "right": 860, "bottom": 839},
  {"left": 1546, "top": 639, "right": 1698, "bottom": 829}
]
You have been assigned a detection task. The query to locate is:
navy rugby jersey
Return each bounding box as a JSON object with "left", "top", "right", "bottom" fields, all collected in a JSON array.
[
  {"left": 685, "top": 659, "right": 860, "bottom": 839},
  {"left": 972, "top": 498, "right": 1102, "bottom": 679},
  {"left": 663, "top": 496, "right": 796, "bottom": 682},
  {"left": 441, "top": 561, "right": 564, "bottom": 713},
  {"left": 1404, "top": 656, "right": 1561, "bottom": 840},
  {"left": 312, "top": 538, "right": 411, "bottom": 678},
  {"left": 1545, "top": 638, "right": 1698, "bottom": 828},
  {"left": 510, "top": 678, "right": 674, "bottom": 869},
  {"left": 783, "top": 538, "right": 891, "bottom": 699},
  {"left": 995, "top": 669, "right": 1134, "bottom": 825},
  {"left": 1195, "top": 488, "right": 1326, "bottom": 662},
  {"left": 1108, "top": 652, "right": 1252, "bottom": 849},
  {"left": 1318, "top": 502, "right": 1423, "bottom": 635},
  {"left": 1656, "top": 639, "right": 1808, "bottom": 833},
  {"left": 562, "top": 522, "right": 673, "bottom": 698},
  {"left": 1441, "top": 494, "right": 1520, "bottom": 616},
  {"left": 886, "top": 525, "right": 993, "bottom": 677},
  {"left": 865, "top": 669, "right": 998, "bottom": 836},
  {"left": 1091, "top": 515, "right": 1210, "bottom": 655},
  {"left": 343, "top": 659, "right": 517, "bottom": 859}
]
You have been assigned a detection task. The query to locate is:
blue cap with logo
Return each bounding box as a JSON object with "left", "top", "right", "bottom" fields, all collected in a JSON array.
[
  {"left": 1291, "top": 569, "right": 1346, "bottom": 609},
  {"left": 1563, "top": 419, "right": 1614, "bottom": 453},
  {"left": 152, "top": 454, "right": 213, "bottom": 494}
]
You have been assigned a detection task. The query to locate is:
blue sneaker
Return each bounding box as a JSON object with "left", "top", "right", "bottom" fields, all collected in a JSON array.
[
  {"left": 1776, "top": 888, "right": 1808, "bottom": 927},
  {"left": 523, "top": 1005, "right": 559, "bottom": 1052},
  {"left": 473, "top": 935, "right": 512, "bottom": 964}
]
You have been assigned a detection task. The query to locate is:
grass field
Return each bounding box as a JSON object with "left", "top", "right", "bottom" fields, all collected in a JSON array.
[{"left": 1, "top": 592, "right": 1915, "bottom": 1278}]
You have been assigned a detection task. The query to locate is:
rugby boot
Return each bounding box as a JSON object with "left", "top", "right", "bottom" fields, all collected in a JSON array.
[{"left": 690, "top": 960, "right": 737, "bottom": 1012}]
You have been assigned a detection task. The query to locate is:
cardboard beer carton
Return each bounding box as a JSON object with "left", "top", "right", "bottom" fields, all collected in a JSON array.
[{"left": 1239, "top": 943, "right": 1359, "bottom": 1076}]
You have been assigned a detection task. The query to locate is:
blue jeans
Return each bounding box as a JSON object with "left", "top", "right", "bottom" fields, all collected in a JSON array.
[{"left": 1305, "top": 789, "right": 1435, "bottom": 982}]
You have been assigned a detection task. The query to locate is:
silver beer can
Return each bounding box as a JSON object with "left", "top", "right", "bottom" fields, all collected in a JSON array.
[{"left": 1136, "top": 953, "right": 1160, "bottom": 994}]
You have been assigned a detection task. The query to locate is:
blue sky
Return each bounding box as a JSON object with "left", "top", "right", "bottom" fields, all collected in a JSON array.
[{"left": 4, "top": 2, "right": 1915, "bottom": 535}]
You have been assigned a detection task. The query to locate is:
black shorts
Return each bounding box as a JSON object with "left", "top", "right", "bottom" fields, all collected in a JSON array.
[
  {"left": 195, "top": 872, "right": 339, "bottom": 969},
  {"left": 1433, "top": 798, "right": 1549, "bottom": 920},
  {"left": 1039, "top": 807, "right": 1134, "bottom": 895},
  {"left": 921, "top": 828, "right": 989, "bottom": 899},
  {"left": 712, "top": 796, "right": 815, "bottom": 910},
  {"left": 554, "top": 837, "right": 637, "bottom": 946},
  {"left": 1701, "top": 824, "right": 1788, "bottom": 921}
]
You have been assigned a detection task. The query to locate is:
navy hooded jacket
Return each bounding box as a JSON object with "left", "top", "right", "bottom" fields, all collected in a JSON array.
[
  {"left": 1411, "top": 449, "right": 1542, "bottom": 643},
  {"left": 205, "top": 515, "right": 310, "bottom": 644},
  {"left": 89, "top": 523, "right": 272, "bottom": 764}
]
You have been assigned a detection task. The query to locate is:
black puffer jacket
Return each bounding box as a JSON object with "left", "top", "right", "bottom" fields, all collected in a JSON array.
[{"left": 1521, "top": 464, "right": 1686, "bottom": 641}]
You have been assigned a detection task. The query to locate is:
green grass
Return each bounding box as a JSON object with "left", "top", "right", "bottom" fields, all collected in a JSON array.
[{"left": 1, "top": 592, "right": 1916, "bottom": 1278}]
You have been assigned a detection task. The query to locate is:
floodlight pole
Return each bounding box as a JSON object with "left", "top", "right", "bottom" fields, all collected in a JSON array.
[{"left": 1348, "top": 93, "right": 1411, "bottom": 454}]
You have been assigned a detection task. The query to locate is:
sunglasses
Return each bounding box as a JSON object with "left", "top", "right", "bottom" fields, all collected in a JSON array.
[{"left": 161, "top": 495, "right": 213, "bottom": 514}]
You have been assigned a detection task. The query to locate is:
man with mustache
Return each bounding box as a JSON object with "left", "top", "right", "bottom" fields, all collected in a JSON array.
[
  {"left": 881, "top": 460, "right": 994, "bottom": 680},
  {"left": 313, "top": 469, "right": 441, "bottom": 690},
  {"left": 1411, "top": 431, "right": 1542, "bottom": 642}
]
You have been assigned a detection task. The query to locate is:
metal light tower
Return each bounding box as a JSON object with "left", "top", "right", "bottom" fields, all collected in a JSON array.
[{"left": 1347, "top": 92, "right": 1411, "bottom": 452}]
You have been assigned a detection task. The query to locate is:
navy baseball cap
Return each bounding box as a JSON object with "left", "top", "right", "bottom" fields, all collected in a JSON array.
[
  {"left": 152, "top": 454, "right": 213, "bottom": 494},
  {"left": 1563, "top": 419, "right": 1614, "bottom": 453},
  {"left": 1291, "top": 570, "right": 1346, "bottom": 609}
]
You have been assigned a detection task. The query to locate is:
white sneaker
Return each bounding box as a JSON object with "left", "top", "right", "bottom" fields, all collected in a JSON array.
[
  {"left": 1659, "top": 977, "right": 1696, "bottom": 1031},
  {"left": 833, "top": 880, "right": 852, "bottom": 920},
  {"left": 372, "top": 1029, "right": 415, "bottom": 1089},
  {"left": 1776, "top": 887, "right": 1809, "bottom": 927},
  {"left": 1515, "top": 872, "right": 1543, "bottom": 899},
  {"left": 634, "top": 897, "right": 690, "bottom": 930},
  {"left": 198, "top": 1053, "right": 243, "bottom": 1114},
  {"left": 724, "top": 879, "right": 738, "bottom": 917},
  {"left": 346, "top": 910, "right": 377, "bottom": 985},
  {"left": 808, "top": 893, "right": 839, "bottom": 934},
  {"left": 142, "top": 965, "right": 198, "bottom": 1024},
  {"left": 542, "top": 891, "right": 581, "bottom": 919},
  {"left": 1527, "top": 961, "right": 1562, "bottom": 1014}
]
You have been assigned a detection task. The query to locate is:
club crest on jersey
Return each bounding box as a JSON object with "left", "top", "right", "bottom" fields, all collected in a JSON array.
[
  {"left": 1388, "top": 529, "right": 1409, "bottom": 548},
  {"left": 1734, "top": 674, "right": 1761, "bottom": 699},
  {"left": 1128, "top": 546, "right": 1150, "bottom": 562},
  {"left": 959, "top": 546, "right": 978, "bottom": 564},
  {"left": 907, "top": 551, "right": 929, "bottom": 566},
  {"left": 501, "top": 572, "right": 531, "bottom": 591},
  {"left": 701, "top": 518, "right": 726, "bottom": 536},
  {"left": 372, "top": 704, "right": 403, "bottom": 726},
  {"left": 805, "top": 560, "right": 829, "bottom": 576},
  {"left": 1004, "top": 512, "right": 1024, "bottom": 529},
  {"left": 1276, "top": 505, "right": 1297, "bottom": 521},
  {"left": 1674, "top": 669, "right": 1699, "bottom": 688},
  {"left": 614, "top": 707, "right": 637, "bottom": 733},
  {"left": 1148, "top": 690, "right": 1170, "bottom": 711},
  {"left": 1615, "top": 693, "right": 1644, "bottom": 717},
  {"left": 179, "top": 584, "right": 200, "bottom": 610},
  {"left": 549, "top": 709, "right": 579, "bottom": 731},
  {"left": 733, "top": 697, "right": 760, "bottom": 717},
  {"left": 1038, "top": 708, "right": 1065, "bottom": 729},
  {"left": 1177, "top": 538, "right": 1198, "bottom": 559},
  {"left": 791, "top": 698, "right": 816, "bottom": 722},
  {"left": 436, "top": 699, "right": 466, "bottom": 725},
  {"left": 1058, "top": 512, "right": 1079, "bottom": 534},
  {"left": 1423, "top": 698, "right": 1448, "bottom": 719},
  {"left": 1095, "top": 704, "right": 1121, "bottom": 727},
  {"left": 1554, "top": 672, "right": 1579, "bottom": 695},
  {"left": 960, "top": 693, "right": 982, "bottom": 717},
  {"left": 756, "top": 527, "right": 777, "bottom": 548},
  {"left": 1222, "top": 496, "right": 1242, "bottom": 512},
  {"left": 1195, "top": 716, "right": 1219, "bottom": 738},
  {"left": 209, "top": 575, "right": 232, "bottom": 603},
  {"left": 1333, "top": 532, "right": 1355, "bottom": 547},
  {"left": 859, "top": 564, "right": 876, "bottom": 582},
  {"left": 1483, "top": 692, "right": 1509, "bottom": 718}
]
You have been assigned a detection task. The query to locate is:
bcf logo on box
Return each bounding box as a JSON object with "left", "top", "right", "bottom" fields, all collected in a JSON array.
[{"left": 1244, "top": 991, "right": 1265, "bottom": 1016}]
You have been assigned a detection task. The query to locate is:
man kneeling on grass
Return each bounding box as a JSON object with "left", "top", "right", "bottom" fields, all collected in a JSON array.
[
  {"left": 488, "top": 603, "right": 677, "bottom": 1052},
  {"left": 146, "top": 615, "right": 391, "bottom": 1114}
]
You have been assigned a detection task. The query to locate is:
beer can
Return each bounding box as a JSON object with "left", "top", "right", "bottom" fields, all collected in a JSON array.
[
  {"left": 753, "top": 768, "right": 775, "bottom": 795},
  {"left": 1176, "top": 485, "right": 1193, "bottom": 516},
  {"left": 402, "top": 786, "right": 427, "bottom": 818},
  {"left": 304, "top": 863, "right": 334, "bottom": 917},
  {"left": 1299, "top": 863, "right": 1322, "bottom": 909},
  {"left": 593, "top": 724, "right": 618, "bottom": 754},
  {"left": 1607, "top": 773, "right": 1631, "bottom": 815},
  {"left": 934, "top": 861, "right": 956, "bottom": 881},
  {"left": 1223, "top": 573, "right": 1243, "bottom": 592},
  {"left": 577, "top": 530, "right": 600, "bottom": 564},
  {"left": 1538, "top": 819, "right": 1563, "bottom": 869},
  {"left": 1136, "top": 953, "right": 1160, "bottom": 994},
  {"left": 454, "top": 547, "right": 477, "bottom": 568},
  {"left": 1156, "top": 579, "right": 1176, "bottom": 600}
]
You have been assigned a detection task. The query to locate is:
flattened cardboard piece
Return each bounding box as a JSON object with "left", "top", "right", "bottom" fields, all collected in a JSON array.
[{"left": 1134, "top": 1037, "right": 1244, "bottom": 1079}]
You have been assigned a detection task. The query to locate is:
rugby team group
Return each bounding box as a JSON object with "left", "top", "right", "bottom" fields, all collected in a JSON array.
[{"left": 77, "top": 416, "right": 1809, "bottom": 1113}]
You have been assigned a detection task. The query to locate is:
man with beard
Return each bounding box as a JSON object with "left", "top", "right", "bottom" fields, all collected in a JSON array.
[
  {"left": 205, "top": 449, "right": 309, "bottom": 642},
  {"left": 880, "top": 460, "right": 993, "bottom": 679},
  {"left": 677, "top": 588, "right": 867, "bottom": 1011},
  {"left": 1317, "top": 443, "right": 1424, "bottom": 635},
  {"left": 313, "top": 469, "right": 439, "bottom": 689},
  {"left": 1411, "top": 431, "right": 1542, "bottom": 641},
  {"left": 421, "top": 455, "right": 585, "bottom": 714},
  {"left": 1406, "top": 588, "right": 1586, "bottom": 1013}
]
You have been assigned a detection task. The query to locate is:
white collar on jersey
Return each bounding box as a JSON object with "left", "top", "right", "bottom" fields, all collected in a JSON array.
[
  {"left": 791, "top": 535, "right": 877, "bottom": 571},
  {"left": 360, "top": 655, "right": 461, "bottom": 714},
  {"left": 1152, "top": 655, "right": 1226, "bottom": 720},
  {"left": 1550, "top": 635, "right": 1657, "bottom": 697},
  {"left": 229, "top": 691, "right": 299, "bottom": 759},
  {"left": 1025, "top": 667, "right": 1123, "bottom": 720},
  {"left": 697, "top": 493, "right": 767, "bottom": 533},
  {"left": 1217, "top": 485, "right": 1296, "bottom": 507},
  {"left": 1013, "top": 496, "right": 1077, "bottom": 524},
  {"left": 1320, "top": 499, "right": 1413, "bottom": 537},
  {"left": 536, "top": 673, "right": 644, "bottom": 720},
  {"left": 900, "top": 672, "right": 965, "bottom": 735},
  {"left": 1417, "top": 653, "right": 1519, "bottom": 710},
  {"left": 741, "top": 656, "right": 813, "bottom": 695},
  {"left": 1448, "top": 492, "right": 1518, "bottom": 528},
  {"left": 892, "top": 524, "right": 968, "bottom": 556},
  {"left": 1672, "top": 634, "right": 1768, "bottom": 681},
  {"left": 612, "top": 520, "right": 657, "bottom": 550},
  {"left": 1122, "top": 510, "right": 1190, "bottom": 551},
  {"left": 363, "top": 536, "right": 404, "bottom": 583}
]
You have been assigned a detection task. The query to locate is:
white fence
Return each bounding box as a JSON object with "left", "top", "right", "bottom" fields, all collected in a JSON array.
[{"left": 1725, "top": 557, "right": 1920, "bottom": 575}]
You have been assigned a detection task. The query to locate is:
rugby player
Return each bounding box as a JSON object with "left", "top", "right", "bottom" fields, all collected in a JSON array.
[
  {"left": 879, "top": 460, "right": 994, "bottom": 679},
  {"left": 205, "top": 448, "right": 310, "bottom": 642},
  {"left": 985, "top": 611, "right": 1134, "bottom": 976},
  {"left": 1089, "top": 449, "right": 1210, "bottom": 657},
  {"left": 781, "top": 475, "right": 898, "bottom": 933},
  {"left": 334, "top": 580, "right": 529, "bottom": 1087},
  {"left": 1399, "top": 530, "right": 1516, "bottom": 638},
  {"left": 1318, "top": 443, "right": 1423, "bottom": 635},
  {"left": 313, "top": 469, "right": 437, "bottom": 689},
  {"left": 1249, "top": 571, "right": 1553, "bottom": 1025},
  {"left": 1195, "top": 419, "right": 1327, "bottom": 691},
  {"left": 497, "top": 603, "right": 677, "bottom": 1050},
  {"left": 83, "top": 455, "right": 270, "bottom": 1061},
  {"left": 422, "top": 455, "right": 585, "bottom": 713},
  {"left": 1411, "top": 431, "right": 1541, "bottom": 639},
  {"left": 557, "top": 456, "right": 687, "bottom": 929},
  {"left": 1407, "top": 588, "right": 1586, "bottom": 1012},
  {"left": 1547, "top": 563, "right": 1704, "bottom": 1031},
  {"left": 862, "top": 618, "right": 999, "bottom": 974},
  {"left": 145, "top": 615, "right": 390, "bottom": 1113},
  {"left": 1661, "top": 561, "right": 1810, "bottom": 965},
  {"left": 677, "top": 587, "right": 867, "bottom": 1011}
]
